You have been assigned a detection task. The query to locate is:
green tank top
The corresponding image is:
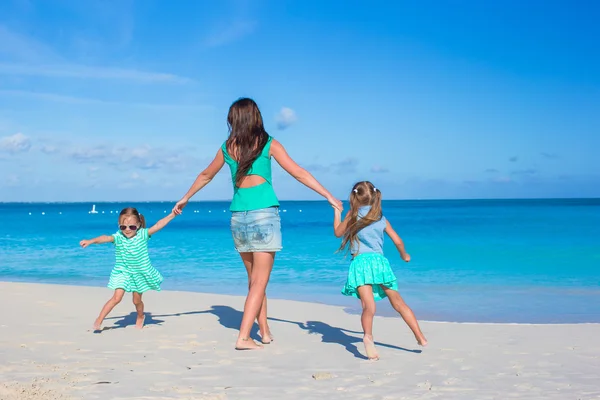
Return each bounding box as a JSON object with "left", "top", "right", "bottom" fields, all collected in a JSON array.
[{"left": 222, "top": 136, "right": 280, "bottom": 212}]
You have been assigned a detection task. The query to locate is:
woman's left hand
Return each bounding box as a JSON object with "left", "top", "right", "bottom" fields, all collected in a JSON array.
[{"left": 172, "top": 198, "right": 189, "bottom": 215}]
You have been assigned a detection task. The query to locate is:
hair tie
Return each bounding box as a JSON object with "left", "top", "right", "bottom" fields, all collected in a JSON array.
[
  {"left": 353, "top": 188, "right": 358, "bottom": 193},
  {"left": 373, "top": 187, "right": 378, "bottom": 192}
]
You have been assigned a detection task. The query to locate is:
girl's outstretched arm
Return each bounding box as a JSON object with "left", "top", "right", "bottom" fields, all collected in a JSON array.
[
  {"left": 333, "top": 208, "right": 351, "bottom": 237},
  {"left": 384, "top": 220, "right": 411, "bottom": 262},
  {"left": 271, "top": 139, "right": 343, "bottom": 211},
  {"left": 148, "top": 211, "right": 177, "bottom": 236},
  {"left": 80, "top": 235, "right": 114, "bottom": 248},
  {"left": 173, "top": 148, "right": 225, "bottom": 215}
]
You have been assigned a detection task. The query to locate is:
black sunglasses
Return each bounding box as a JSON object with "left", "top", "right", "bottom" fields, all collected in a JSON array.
[{"left": 119, "top": 225, "right": 139, "bottom": 231}]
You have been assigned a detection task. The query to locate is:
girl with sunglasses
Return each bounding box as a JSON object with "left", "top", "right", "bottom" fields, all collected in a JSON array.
[{"left": 80, "top": 207, "right": 176, "bottom": 331}]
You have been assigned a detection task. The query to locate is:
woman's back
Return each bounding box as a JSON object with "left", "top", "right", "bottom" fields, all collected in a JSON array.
[{"left": 222, "top": 136, "right": 279, "bottom": 212}]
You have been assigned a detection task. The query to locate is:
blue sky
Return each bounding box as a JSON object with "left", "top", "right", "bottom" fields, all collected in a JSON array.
[{"left": 0, "top": 0, "right": 598, "bottom": 202}]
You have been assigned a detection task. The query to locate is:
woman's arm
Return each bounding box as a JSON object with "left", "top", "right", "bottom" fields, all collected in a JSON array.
[
  {"left": 271, "top": 139, "right": 342, "bottom": 211},
  {"left": 80, "top": 235, "right": 114, "bottom": 248},
  {"left": 173, "top": 148, "right": 225, "bottom": 214}
]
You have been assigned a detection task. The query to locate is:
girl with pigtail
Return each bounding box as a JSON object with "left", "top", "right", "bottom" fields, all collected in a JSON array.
[{"left": 333, "top": 181, "right": 427, "bottom": 360}]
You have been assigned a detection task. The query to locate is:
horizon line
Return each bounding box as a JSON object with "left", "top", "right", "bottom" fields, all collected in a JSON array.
[{"left": 1, "top": 196, "right": 599, "bottom": 205}]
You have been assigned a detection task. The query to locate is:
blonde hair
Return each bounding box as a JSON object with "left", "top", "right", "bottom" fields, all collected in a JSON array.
[
  {"left": 338, "top": 181, "right": 382, "bottom": 253},
  {"left": 119, "top": 207, "right": 146, "bottom": 228}
]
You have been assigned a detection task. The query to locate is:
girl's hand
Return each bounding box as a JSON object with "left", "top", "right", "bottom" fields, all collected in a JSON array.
[
  {"left": 172, "top": 198, "right": 189, "bottom": 215},
  {"left": 80, "top": 240, "right": 92, "bottom": 248},
  {"left": 328, "top": 197, "right": 343, "bottom": 212},
  {"left": 401, "top": 253, "right": 411, "bottom": 262}
]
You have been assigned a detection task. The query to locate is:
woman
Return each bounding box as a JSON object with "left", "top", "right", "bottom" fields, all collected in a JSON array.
[{"left": 173, "top": 98, "right": 342, "bottom": 350}]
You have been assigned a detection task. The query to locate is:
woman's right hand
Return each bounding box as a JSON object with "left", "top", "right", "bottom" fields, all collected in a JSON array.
[
  {"left": 328, "top": 197, "right": 343, "bottom": 212},
  {"left": 172, "top": 197, "right": 189, "bottom": 215}
]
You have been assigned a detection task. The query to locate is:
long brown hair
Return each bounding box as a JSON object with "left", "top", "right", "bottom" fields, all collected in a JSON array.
[
  {"left": 119, "top": 207, "right": 146, "bottom": 228},
  {"left": 225, "top": 98, "right": 270, "bottom": 186},
  {"left": 338, "top": 181, "right": 383, "bottom": 253}
]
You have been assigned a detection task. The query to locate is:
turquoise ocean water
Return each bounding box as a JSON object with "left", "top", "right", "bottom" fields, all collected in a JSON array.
[{"left": 0, "top": 199, "right": 598, "bottom": 323}]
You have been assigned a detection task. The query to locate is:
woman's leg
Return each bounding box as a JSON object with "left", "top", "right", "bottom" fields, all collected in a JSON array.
[
  {"left": 240, "top": 252, "right": 272, "bottom": 343},
  {"left": 94, "top": 289, "right": 125, "bottom": 330},
  {"left": 357, "top": 285, "right": 379, "bottom": 360},
  {"left": 381, "top": 286, "right": 428, "bottom": 346},
  {"left": 236, "top": 252, "right": 275, "bottom": 350}
]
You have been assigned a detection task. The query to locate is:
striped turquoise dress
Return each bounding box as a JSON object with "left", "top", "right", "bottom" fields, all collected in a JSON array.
[{"left": 108, "top": 228, "right": 163, "bottom": 293}]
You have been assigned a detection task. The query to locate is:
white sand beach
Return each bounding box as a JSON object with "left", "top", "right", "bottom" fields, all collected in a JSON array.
[{"left": 0, "top": 282, "right": 598, "bottom": 399}]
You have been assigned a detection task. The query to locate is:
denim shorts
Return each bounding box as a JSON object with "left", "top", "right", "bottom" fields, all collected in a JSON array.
[{"left": 230, "top": 207, "right": 282, "bottom": 253}]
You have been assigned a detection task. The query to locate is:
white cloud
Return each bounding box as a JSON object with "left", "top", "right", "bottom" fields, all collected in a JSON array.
[
  {"left": 0, "top": 133, "right": 31, "bottom": 154},
  {"left": 332, "top": 157, "right": 359, "bottom": 174},
  {"left": 0, "top": 24, "right": 60, "bottom": 62},
  {"left": 371, "top": 165, "right": 389, "bottom": 173},
  {"left": 87, "top": 166, "right": 100, "bottom": 178},
  {"left": 305, "top": 163, "right": 330, "bottom": 173},
  {"left": 5, "top": 174, "right": 20, "bottom": 186},
  {"left": 40, "top": 144, "right": 59, "bottom": 154},
  {"left": 541, "top": 152, "right": 559, "bottom": 160},
  {"left": 0, "top": 90, "right": 209, "bottom": 110},
  {"left": 0, "top": 64, "right": 192, "bottom": 84},
  {"left": 305, "top": 157, "right": 360, "bottom": 175},
  {"left": 276, "top": 107, "right": 298, "bottom": 130},
  {"left": 511, "top": 169, "right": 538, "bottom": 177},
  {"left": 205, "top": 20, "right": 257, "bottom": 47},
  {"left": 67, "top": 143, "right": 199, "bottom": 173},
  {"left": 0, "top": 23, "right": 190, "bottom": 84},
  {"left": 118, "top": 172, "right": 147, "bottom": 188}
]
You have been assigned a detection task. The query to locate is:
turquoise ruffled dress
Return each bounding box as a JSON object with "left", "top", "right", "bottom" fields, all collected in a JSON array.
[{"left": 341, "top": 206, "right": 399, "bottom": 301}]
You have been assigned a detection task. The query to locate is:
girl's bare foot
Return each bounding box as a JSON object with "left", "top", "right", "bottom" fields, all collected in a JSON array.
[
  {"left": 92, "top": 319, "right": 102, "bottom": 331},
  {"left": 135, "top": 314, "right": 145, "bottom": 329},
  {"left": 363, "top": 335, "right": 379, "bottom": 360},
  {"left": 235, "top": 337, "right": 263, "bottom": 350},
  {"left": 416, "top": 334, "right": 428, "bottom": 347}
]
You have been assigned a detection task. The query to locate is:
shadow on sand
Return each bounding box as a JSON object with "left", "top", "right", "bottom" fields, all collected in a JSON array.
[
  {"left": 99, "top": 312, "right": 165, "bottom": 332},
  {"left": 117, "top": 305, "right": 423, "bottom": 359}
]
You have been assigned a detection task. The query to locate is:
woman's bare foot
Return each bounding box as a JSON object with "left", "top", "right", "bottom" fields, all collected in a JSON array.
[
  {"left": 363, "top": 335, "right": 379, "bottom": 360},
  {"left": 416, "top": 334, "right": 428, "bottom": 347},
  {"left": 235, "top": 337, "right": 263, "bottom": 350},
  {"left": 135, "top": 314, "right": 145, "bottom": 329},
  {"left": 260, "top": 331, "right": 273, "bottom": 344}
]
